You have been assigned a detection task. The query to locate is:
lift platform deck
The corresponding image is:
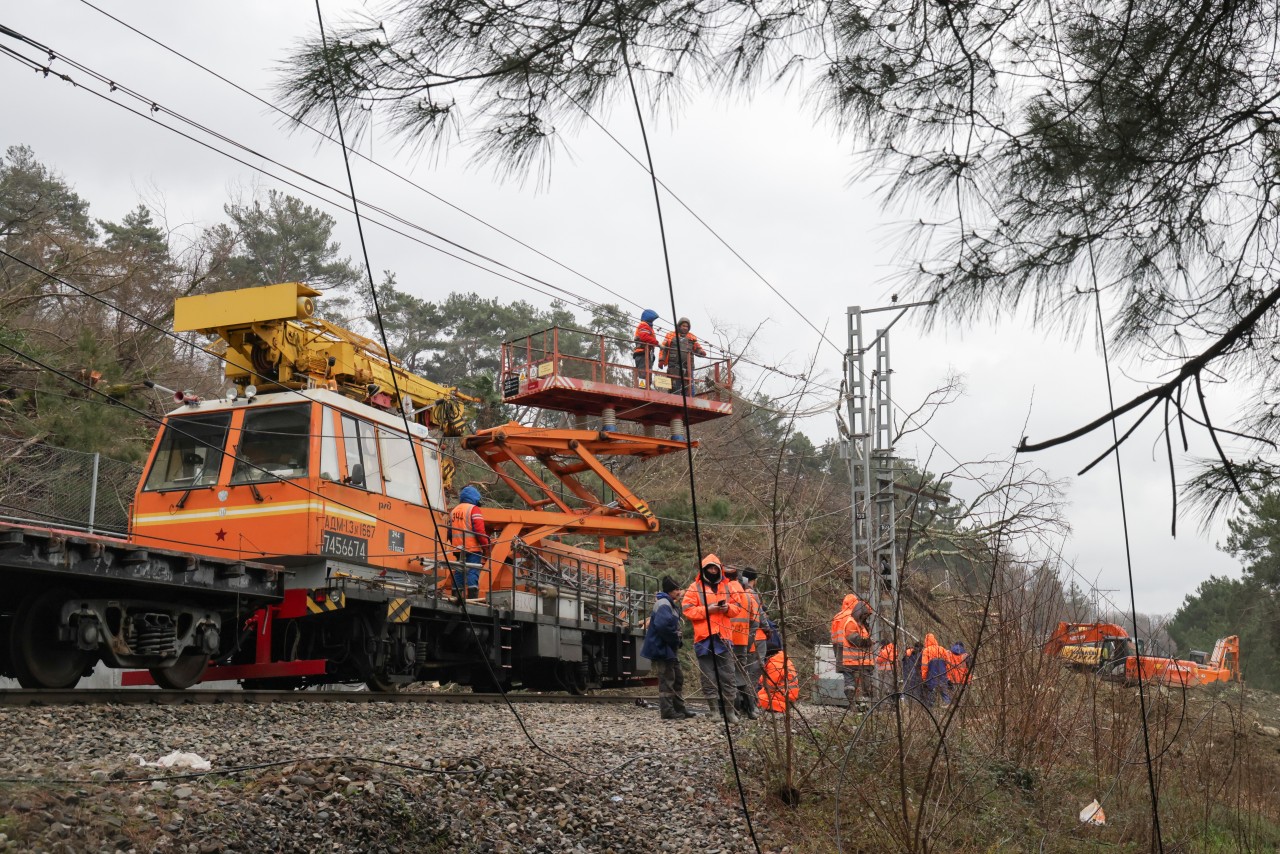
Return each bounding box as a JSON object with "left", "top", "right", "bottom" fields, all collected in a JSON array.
[{"left": 500, "top": 327, "right": 733, "bottom": 428}]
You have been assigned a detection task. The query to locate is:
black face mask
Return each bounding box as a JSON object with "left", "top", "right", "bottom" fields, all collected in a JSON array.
[{"left": 701, "top": 567, "right": 721, "bottom": 585}]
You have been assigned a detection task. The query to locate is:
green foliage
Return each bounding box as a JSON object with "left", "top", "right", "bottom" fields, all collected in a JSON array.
[
  {"left": 205, "top": 189, "right": 362, "bottom": 322},
  {"left": 1168, "top": 490, "right": 1280, "bottom": 691}
]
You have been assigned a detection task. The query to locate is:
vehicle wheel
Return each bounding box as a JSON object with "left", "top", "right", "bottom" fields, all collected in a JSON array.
[
  {"left": 9, "top": 589, "right": 97, "bottom": 689},
  {"left": 149, "top": 652, "right": 210, "bottom": 690},
  {"left": 365, "top": 672, "right": 402, "bottom": 693}
]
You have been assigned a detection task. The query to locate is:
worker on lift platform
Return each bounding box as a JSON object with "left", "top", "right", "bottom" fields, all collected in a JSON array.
[
  {"left": 449, "top": 485, "right": 490, "bottom": 599},
  {"left": 633, "top": 309, "right": 660, "bottom": 387},
  {"left": 658, "top": 317, "right": 706, "bottom": 396}
]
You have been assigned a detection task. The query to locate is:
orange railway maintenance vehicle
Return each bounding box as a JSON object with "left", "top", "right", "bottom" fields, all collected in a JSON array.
[{"left": 1, "top": 283, "right": 734, "bottom": 692}]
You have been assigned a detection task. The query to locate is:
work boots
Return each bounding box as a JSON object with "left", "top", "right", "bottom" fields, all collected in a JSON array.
[
  {"left": 465, "top": 586, "right": 480, "bottom": 600},
  {"left": 708, "top": 701, "right": 739, "bottom": 723}
]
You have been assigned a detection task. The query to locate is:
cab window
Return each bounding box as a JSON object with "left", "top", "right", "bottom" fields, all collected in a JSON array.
[
  {"left": 341, "top": 415, "right": 383, "bottom": 493},
  {"left": 379, "top": 427, "right": 423, "bottom": 504},
  {"left": 231, "top": 405, "right": 311, "bottom": 484},
  {"left": 143, "top": 412, "right": 232, "bottom": 491}
]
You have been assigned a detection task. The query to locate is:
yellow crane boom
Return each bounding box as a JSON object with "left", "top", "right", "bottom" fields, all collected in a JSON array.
[{"left": 174, "top": 282, "right": 473, "bottom": 433}]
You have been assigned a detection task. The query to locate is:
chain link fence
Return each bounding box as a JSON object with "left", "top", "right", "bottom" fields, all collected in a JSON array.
[{"left": 0, "top": 437, "right": 143, "bottom": 535}]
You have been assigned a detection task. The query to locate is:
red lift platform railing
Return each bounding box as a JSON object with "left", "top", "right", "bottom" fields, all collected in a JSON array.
[{"left": 501, "top": 327, "right": 733, "bottom": 438}]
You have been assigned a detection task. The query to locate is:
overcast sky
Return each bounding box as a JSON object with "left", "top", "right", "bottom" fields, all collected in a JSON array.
[{"left": 1, "top": 1, "right": 1247, "bottom": 616}]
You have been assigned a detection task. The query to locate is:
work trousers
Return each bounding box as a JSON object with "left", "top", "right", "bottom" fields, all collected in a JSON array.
[
  {"left": 745, "top": 645, "right": 765, "bottom": 696},
  {"left": 633, "top": 349, "right": 653, "bottom": 387},
  {"left": 732, "top": 644, "right": 752, "bottom": 708},
  {"left": 696, "top": 647, "right": 737, "bottom": 710},
  {"left": 651, "top": 658, "right": 689, "bottom": 718},
  {"left": 875, "top": 667, "right": 895, "bottom": 700},
  {"left": 843, "top": 665, "right": 876, "bottom": 701},
  {"left": 453, "top": 555, "right": 482, "bottom": 594}
]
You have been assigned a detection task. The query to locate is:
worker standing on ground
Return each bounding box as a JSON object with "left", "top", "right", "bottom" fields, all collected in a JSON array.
[
  {"left": 449, "top": 485, "right": 489, "bottom": 599},
  {"left": 641, "top": 576, "right": 696, "bottom": 721},
  {"left": 921, "top": 633, "right": 949, "bottom": 706},
  {"left": 682, "top": 553, "right": 743, "bottom": 723},
  {"left": 658, "top": 317, "right": 707, "bottom": 396},
  {"left": 875, "top": 636, "right": 896, "bottom": 700},
  {"left": 830, "top": 594, "right": 858, "bottom": 680},
  {"left": 721, "top": 564, "right": 756, "bottom": 720},
  {"left": 633, "top": 309, "right": 660, "bottom": 388},
  {"left": 841, "top": 597, "right": 876, "bottom": 707},
  {"left": 757, "top": 644, "right": 799, "bottom": 714},
  {"left": 741, "top": 568, "right": 768, "bottom": 709},
  {"left": 903, "top": 641, "right": 925, "bottom": 705}
]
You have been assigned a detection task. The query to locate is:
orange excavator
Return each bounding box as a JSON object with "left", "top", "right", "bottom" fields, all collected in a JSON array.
[
  {"left": 1043, "top": 622, "right": 1133, "bottom": 672},
  {"left": 1045, "top": 622, "right": 1242, "bottom": 687}
]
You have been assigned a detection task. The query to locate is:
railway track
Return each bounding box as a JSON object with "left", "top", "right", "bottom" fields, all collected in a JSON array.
[{"left": 0, "top": 689, "right": 664, "bottom": 707}]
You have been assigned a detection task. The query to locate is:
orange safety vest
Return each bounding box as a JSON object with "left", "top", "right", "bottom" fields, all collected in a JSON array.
[
  {"left": 920, "top": 634, "right": 946, "bottom": 680},
  {"left": 658, "top": 330, "right": 705, "bottom": 370},
  {"left": 757, "top": 651, "right": 799, "bottom": 713},
  {"left": 944, "top": 649, "right": 970, "bottom": 684},
  {"left": 681, "top": 577, "right": 741, "bottom": 644},
  {"left": 842, "top": 615, "right": 874, "bottom": 667},
  {"left": 449, "top": 502, "right": 484, "bottom": 554},
  {"left": 751, "top": 589, "right": 769, "bottom": 643},
  {"left": 876, "top": 642, "right": 896, "bottom": 671},
  {"left": 633, "top": 320, "right": 659, "bottom": 354},
  {"left": 830, "top": 595, "right": 858, "bottom": 647}
]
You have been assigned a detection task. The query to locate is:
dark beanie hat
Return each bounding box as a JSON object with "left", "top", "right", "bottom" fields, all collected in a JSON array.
[
  {"left": 741, "top": 567, "right": 758, "bottom": 581},
  {"left": 661, "top": 576, "right": 679, "bottom": 595}
]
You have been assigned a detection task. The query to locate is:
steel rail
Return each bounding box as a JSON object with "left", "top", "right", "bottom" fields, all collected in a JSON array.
[{"left": 0, "top": 689, "right": 665, "bottom": 707}]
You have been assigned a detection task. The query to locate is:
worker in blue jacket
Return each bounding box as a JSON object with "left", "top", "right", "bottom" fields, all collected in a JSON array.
[{"left": 641, "top": 576, "right": 695, "bottom": 720}]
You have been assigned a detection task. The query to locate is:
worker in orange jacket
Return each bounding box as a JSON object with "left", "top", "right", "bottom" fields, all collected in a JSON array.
[
  {"left": 633, "top": 309, "right": 660, "bottom": 388},
  {"left": 920, "top": 633, "right": 949, "bottom": 706},
  {"left": 875, "top": 637, "right": 896, "bottom": 699},
  {"left": 830, "top": 594, "right": 858, "bottom": 676},
  {"left": 757, "top": 646, "right": 799, "bottom": 714},
  {"left": 721, "top": 565, "right": 756, "bottom": 719},
  {"left": 841, "top": 598, "right": 875, "bottom": 706},
  {"left": 658, "top": 317, "right": 706, "bottom": 396},
  {"left": 681, "top": 553, "right": 743, "bottom": 723},
  {"left": 944, "top": 642, "right": 970, "bottom": 697},
  {"left": 741, "top": 568, "right": 768, "bottom": 709}
]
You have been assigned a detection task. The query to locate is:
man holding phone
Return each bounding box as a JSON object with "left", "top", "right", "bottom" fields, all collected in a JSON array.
[{"left": 681, "top": 553, "right": 743, "bottom": 723}]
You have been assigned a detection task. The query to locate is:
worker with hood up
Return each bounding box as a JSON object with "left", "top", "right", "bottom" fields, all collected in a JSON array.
[
  {"left": 681, "top": 553, "right": 743, "bottom": 723},
  {"left": 658, "top": 317, "right": 706, "bottom": 396},
  {"left": 921, "top": 633, "right": 949, "bottom": 706},
  {"left": 449, "top": 484, "right": 489, "bottom": 599},
  {"left": 757, "top": 644, "right": 799, "bottom": 714},
  {"left": 841, "top": 597, "right": 875, "bottom": 707},
  {"left": 830, "top": 594, "right": 858, "bottom": 677},
  {"left": 633, "top": 309, "right": 660, "bottom": 387}
]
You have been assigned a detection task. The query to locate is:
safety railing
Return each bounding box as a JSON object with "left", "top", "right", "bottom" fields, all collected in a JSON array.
[
  {"left": 0, "top": 436, "right": 142, "bottom": 536},
  {"left": 400, "top": 522, "right": 654, "bottom": 631},
  {"left": 501, "top": 326, "right": 733, "bottom": 403}
]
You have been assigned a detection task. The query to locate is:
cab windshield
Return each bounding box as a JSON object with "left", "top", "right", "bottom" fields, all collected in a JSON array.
[
  {"left": 231, "top": 405, "right": 311, "bottom": 484},
  {"left": 143, "top": 412, "right": 232, "bottom": 491}
]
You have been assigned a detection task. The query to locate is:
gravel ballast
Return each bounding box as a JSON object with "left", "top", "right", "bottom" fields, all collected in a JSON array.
[{"left": 0, "top": 700, "right": 788, "bottom": 853}]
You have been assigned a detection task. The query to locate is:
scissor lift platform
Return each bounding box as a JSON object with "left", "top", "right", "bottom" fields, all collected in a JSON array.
[{"left": 500, "top": 327, "right": 733, "bottom": 427}]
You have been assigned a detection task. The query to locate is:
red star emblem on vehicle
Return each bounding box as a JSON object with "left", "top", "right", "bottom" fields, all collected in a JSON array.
[{"left": 214, "top": 528, "right": 227, "bottom": 542}]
